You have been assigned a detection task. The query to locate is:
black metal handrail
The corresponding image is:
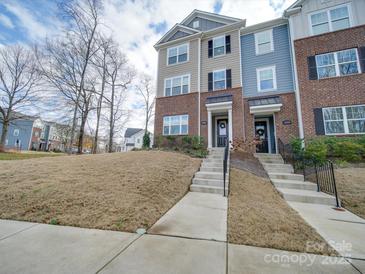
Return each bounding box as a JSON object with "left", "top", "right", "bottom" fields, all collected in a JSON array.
[
  {"left": 277, "top": 138, "right": 340, "bottom": 207},
  {"left": 223, "top": 141, "right": 229, "bottom": 197}
]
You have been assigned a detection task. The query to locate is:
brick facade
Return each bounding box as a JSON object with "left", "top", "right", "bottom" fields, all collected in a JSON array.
[
  {"left": 243, "top": 92, "right": 299, "bottom": 149},
  {"left": 294, "top": 25, "right": 365, "bottom": 138}
]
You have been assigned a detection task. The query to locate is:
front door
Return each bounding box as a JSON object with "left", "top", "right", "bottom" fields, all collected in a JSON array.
[
  {"left": 217, "top": 119, "right": 228, "bottom": 147},
  {"left": 255, "top": 120, "right": 269, "bottom": 153}
]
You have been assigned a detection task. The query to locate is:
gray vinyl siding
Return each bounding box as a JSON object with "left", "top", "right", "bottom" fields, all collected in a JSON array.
[
  {"left": 241, "top": 24, "right": 294, "bottom": 98},
  {"left": 201, "top": 29, "right": 241, "bottom": 92},
  {"left": 289, "top": 0, "right": 365, "bottom": 40},
  {"left": 186, "top": 17, "right": 225, "bottom": 31},
  {"left": 157, "top": 39, "right": 199, "bottom": 98},
  {"left": 163, "top": 31, "right": 191, "bottom": 43}
]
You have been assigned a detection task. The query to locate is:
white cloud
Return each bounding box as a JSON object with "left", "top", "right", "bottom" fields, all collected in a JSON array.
[{"left": 0, "top": 13, "right": 14, "bottom": 29}]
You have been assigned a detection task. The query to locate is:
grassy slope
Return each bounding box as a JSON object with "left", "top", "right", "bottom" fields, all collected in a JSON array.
[
  {"left": 228, "top": 168, "right": 336, "bottom": 255},
  {"left": 0, "top": 152, "right": 64, "bottom": 160},
  {"left": 0, "top": 151, "right": 201, "bottom": 232}
]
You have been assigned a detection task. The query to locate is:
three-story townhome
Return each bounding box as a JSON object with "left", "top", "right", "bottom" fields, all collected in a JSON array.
[
  {"left": 285, "top": 0, "right": 365, "bottom": 139},
  {"left": 154, "top": 10, "right": 246, "bottom": 148},
  {"left": 240, "top": 18, "right": 297, "bottom": 153}
]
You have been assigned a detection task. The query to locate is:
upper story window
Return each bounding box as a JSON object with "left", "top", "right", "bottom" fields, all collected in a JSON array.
[
  {"left": 310, "top": 4, "right": 351, "bottom": 35},
  {"left": 193, "top": 20, "right": 199, "bottom": 29},
  {"left": 163, "top": 115, "right": 188, "bottom": 135},
  {"left": 167, "top": 44, "right": 188, "bottom": 65},
  {"left": 323, "top": 105, "right": 365, "bottom": 135},
  {"left": 256, "top": 66, "right": 277, "bottom": 92},
  {"left": 255, "top": 29, "right": 273, "bottom": 55},
  {"left": 208, "top": 69, "right": 232, "bottom": 91},
  {"left": 208, "top": 35, "right": 231, "bottom": 58},
  {"left": 315, "top": 48, "right": 360, "bottom": 79},
  {"left": 164, "top": 75, "right": 190, "bottom": 96},
  {"left": 13, "top": 129, "right": 19, "bottom": 137}
]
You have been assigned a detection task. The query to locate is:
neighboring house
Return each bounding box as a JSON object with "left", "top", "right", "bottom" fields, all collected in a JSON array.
[
  {"left": 124, "top": 128, "right": 153, "bottom": 151},
  {"left": 284, "top": 0, "right": 365, "bottom": 138},
  {"left": 154, "top": 3, "right": 365, "bottom": 153},
  {"left": 0, "top": 113, "right": 40, "bottom": 151}
]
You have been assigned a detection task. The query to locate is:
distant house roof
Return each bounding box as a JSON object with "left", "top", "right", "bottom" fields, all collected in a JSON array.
[
  {"left": 124, "top": 128, "right": 144, "bottom": 138},
  {"left": 0, "top": 110, "right": 39, "bottom": 122}
]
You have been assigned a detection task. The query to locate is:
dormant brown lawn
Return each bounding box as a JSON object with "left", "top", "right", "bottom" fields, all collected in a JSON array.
[
  {"left": 228, "top": 167, "right": 336, "bottom": 255},
  {"left": 0, "top": 151, "right": 200, "bottom": 232}
]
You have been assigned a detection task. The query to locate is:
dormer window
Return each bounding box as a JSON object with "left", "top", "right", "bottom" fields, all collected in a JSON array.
[
  {"left": 167, "top": 44, "right": 188, "bottom": 65},
  {"left": 193, "top": 20, "right": 199, "bottom": 29}
]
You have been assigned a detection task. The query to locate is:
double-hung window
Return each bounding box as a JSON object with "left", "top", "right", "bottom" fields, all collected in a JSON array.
[
  {"left": 256, "top": 66, "right": 277, "bottom": 92},
  {"left": 163, "top": 115, "right": 188, "bottom": 135},
  {"left": 310, "top": 4, "right": 351, "bottom": 35},
  {"left": 255, "top": 29, "right": 273, "bottom": 55},
  {"left": 13, "top": 129, "right": 19, "bottom": 137},
  {"left": 213, "top": 36, "right": 225, "bottom": 57},
  {"left": 213, "top": 69, "right": 226, "bottom": 91},
  {"left": 323, "top": 105, "right": 365, "bottom": 135},
  {"left": 167, "top": 44, "right": 188, "bottom": 65},
  {"left": 316, "top": 48, "right": 360, "bottom": 79},
  {"left": 164, "top": 75, "right": 190, "bottom": 96}
]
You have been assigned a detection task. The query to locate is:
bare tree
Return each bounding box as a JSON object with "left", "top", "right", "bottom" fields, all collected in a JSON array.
[
  {"left": 104, "top": 46, "right": 134, "bottom": 153},
  {"left": 0, "top": 45, "right": 40, "bottom": 152},
  {"left": 135, "top": 74, "right": 155, "bottom": 134}
]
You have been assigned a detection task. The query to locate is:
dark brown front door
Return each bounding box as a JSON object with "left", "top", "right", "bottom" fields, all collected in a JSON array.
[
  {"left": 217, "top": 119, "right": 228, "bottom": 147},
  {"left": 255, "top": 120, "right": 269, "bottom": 153}
]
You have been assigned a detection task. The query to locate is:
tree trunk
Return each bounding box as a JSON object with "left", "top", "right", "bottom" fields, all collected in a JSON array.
[
  {"left": 77, "top": 113, "right": 87, "bottom": 154},
  {"left": 0, "top": 120, "right": 9, "bottom": 152},
  {"left": 92, "top": 67, "right": 106, "bottom": 154},
  {"left": 108, "top": 85, "right": 114, "bottom": 153}
]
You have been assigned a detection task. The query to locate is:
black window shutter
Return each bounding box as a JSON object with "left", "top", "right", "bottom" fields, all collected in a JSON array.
[
  {"left": 313, "top": 108, "right": 325, "bottom": 135},
  {"left": 208, "top": 72, "right": 213, "bottom": 91},
  {"left": 208, "top": 40, "right": 213, "bottom": 58},
  {"left": 358, "top": 46, "right": 365, "bottom": 73},
  {"left": 226, "top": 69, "right": 232, "bottom": 89},
  {"left": 307, "top": 56, "right": 318, "bottom": 80},
  {"left": 225, "top": 35, "right": 231, "bottom": 54}
]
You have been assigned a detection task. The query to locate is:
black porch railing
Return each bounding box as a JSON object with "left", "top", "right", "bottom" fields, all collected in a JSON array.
[
  {"left": 277, "top": 138, "right": 340, "bottom": 208},
  {"left": 223, "top": 141, "right": 229, "bottom": 197}
]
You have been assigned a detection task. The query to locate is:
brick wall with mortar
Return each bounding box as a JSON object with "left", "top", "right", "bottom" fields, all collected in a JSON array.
[{"left": 294, "top": 25, "right": 365, "bottom": 138}]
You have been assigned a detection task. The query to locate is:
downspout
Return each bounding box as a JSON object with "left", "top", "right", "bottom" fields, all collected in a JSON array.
[
  {"left": 198, "top": 36, "right": 202, "bottom": 137},
  {"left": 238, "top": 28, "right": 246, "bottom": 141},
  {"left": 287, "top": 16, "right": 305, "bottom": 142}
]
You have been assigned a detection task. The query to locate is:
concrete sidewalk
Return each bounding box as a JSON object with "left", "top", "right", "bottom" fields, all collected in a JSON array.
[
  {"left": 0, "top": 219, "right": 363, "bottom": 273},
  {"left": 288, "top": 202, "right": 365, "bottom": 273},
  {"left": 149, "top": 192, "right": 227, "bottom": 241}
]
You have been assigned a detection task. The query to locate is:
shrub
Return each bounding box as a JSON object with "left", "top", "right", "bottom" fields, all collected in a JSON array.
[
  {"left": 304, "top": 139, "right": 327, "bottom": 164},
  {"left": 154, "top": 135, "right": 163, "bottom": 148},
  {"left": 290, "top": 137, "right": 304, "bottom": 158},
  {"left": 142, "top": 132, "right": 151, "bottom": 149},
  {"left": 332, "top": 141, "right": 364, "bottom": 162},
  {"left": 191, "top": 136, "right": 204, "bottom": 150}
]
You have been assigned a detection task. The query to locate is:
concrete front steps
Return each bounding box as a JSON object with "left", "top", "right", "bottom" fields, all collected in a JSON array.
[
  {"left": 190, "top": 147, "right": 229, "bottom": 195},
  {"left": 255, "top": 153, "right": 338, "bottom": 206}
]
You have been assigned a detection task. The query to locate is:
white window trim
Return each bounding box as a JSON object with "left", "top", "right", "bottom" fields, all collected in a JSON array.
[
  {"left": 256, "top": 65, "right": 277, "bottom": 92},
  {"left": 193, "top": 20, "right": 199, "bottom": 28},
  {"left": 13, "top": 129, "right": 19, "bottom": 137},
  {"left": 164, "top": 74, "right": 190, "bottom": 97},
  {"left": 213, "top": 35, "right": 226, "bottom": 58},
  {"left": 316, "top": 48, "right": 361, "bottom": 79},
  {"left": 308, "top": 3, "right": 353, "bottom": 36},
  {"left": 166, "top": 43, "right": 189, "bottom": 66},
  {"left": 254, "top": 29, "right": 274, "bottom": 55},
  {"left": 162, "top": 114, "right": 189, "bottom": 136},
  {"left": 213, "top": 69, "right": 227, "bottom": 91},
  {"left": 323, "top": 104, "right": 365, "bottom": 135}
]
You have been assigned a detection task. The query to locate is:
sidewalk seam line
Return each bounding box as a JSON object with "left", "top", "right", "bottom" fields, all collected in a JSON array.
[
  {"left": 0, "top": 223, "right": 39, "bottom": 242},
  {"left": 95, "top": 234, "right": 142, "bottom": 274},
  {"left": 146, "top": 231, "right": 227, "bottom": 243},
  {"left": 345, "top": 257, "right": 364, "bottom": 274}
]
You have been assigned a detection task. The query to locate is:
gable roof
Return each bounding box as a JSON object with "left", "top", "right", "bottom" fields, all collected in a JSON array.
[
  {"left": 155, "top": 9, "right": 245, "bottom": 48},
  {"left": 284, "top": 0, "right": 305, "bottom": 16},
  {"left": 181, "top": 9, "right": 242, "bottom": 26},
  {"left": 124, "top": 128, "right": 144, "bottom": 138}
]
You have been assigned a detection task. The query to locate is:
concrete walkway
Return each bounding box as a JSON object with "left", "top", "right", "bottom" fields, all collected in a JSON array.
[
  {"left": 0, "top": 219, "right": 363, "bottom": 273},
  {"left": 289, "top": 201, "right": 365, "bottom": 272},
  {"left": 149, "top": 192, "right": 227, "bottom": 241}
]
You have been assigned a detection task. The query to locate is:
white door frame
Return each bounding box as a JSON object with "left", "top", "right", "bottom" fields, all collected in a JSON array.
[
  {"left": 254, "top": 117, "right": 272, "bottom": 154},
  {"left": 214, "top": 115, "right": 228, "bottom": 147}
]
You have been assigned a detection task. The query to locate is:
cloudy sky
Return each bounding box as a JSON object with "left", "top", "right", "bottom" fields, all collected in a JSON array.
[{"left": 0, "top": 0, "right": 295, "bottom": 133}]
